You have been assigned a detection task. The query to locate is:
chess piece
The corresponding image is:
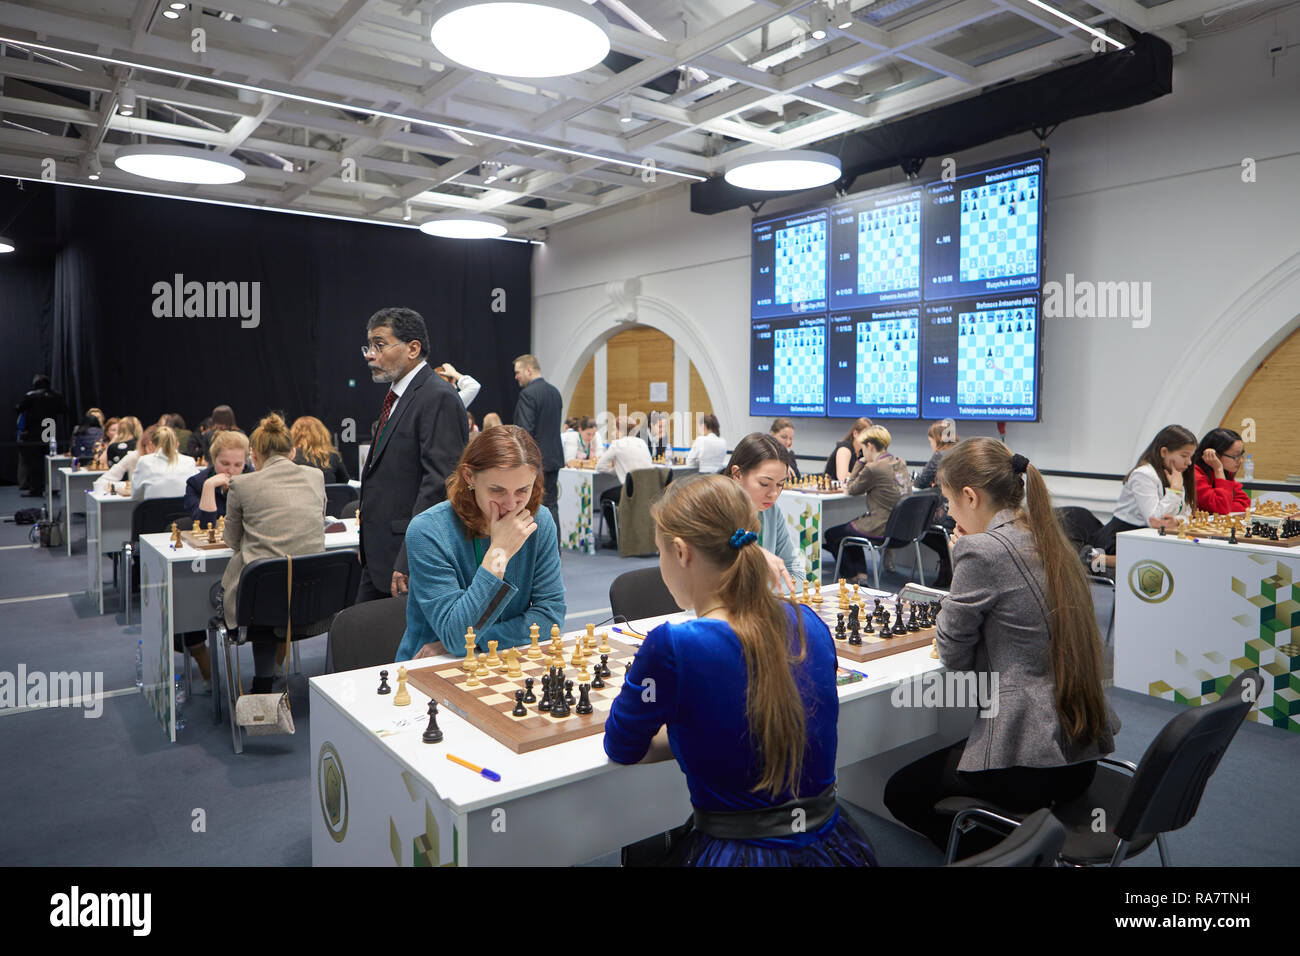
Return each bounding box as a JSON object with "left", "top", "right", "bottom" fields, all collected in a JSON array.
[
  {"left": 550, "top": 682, "right": 570, "bottom": 718},
  {"left": 575, "top": 684, "right": 594, "bottom": 716},
  {"left": 512, "top": 690, "right": 527, "bottom": 717},
  {"left": 577, "top": 659, "right": 591, "bottom": 683},
  {"left": 377, "top": 669, "right": 391, "bottom": 695},
  {"left": 538, "top": 675, "right": 552, "bottom": 712},
  {"left": 597, "top": 630, "right": 611, "bottom": 654},
  {"left": 422, "top": 700, "right": 444, "bottom": 743},
  {"left": 462, "top": 629, "right": 477, "bottom": 673},
  {"left": 591, "top": 668, "right": 605, "bottom": 690},
  {"left": 550, "top": 624, "right": 563, "bottom": 663},
  {"left": 170, "top": 522, "right": 182, "bottom": 549},
  {"left": 1228, "top": 524, "right": 1238, "bottom": 545},
  {"left": 506, "top": 647, "right": 523, "bottom": 678},
  {"left": 466, "top": 669, "right": 480, "bottom": 687},
  {"left": 848, "top": 621, "right": 862, "bottom": 646},
  {"left": 930, "top": 640, "right": 939, "bottom": 660},
  {"left": 216, "top": 515, "right": 225, "bottom": 537},
  {"left": 522, "top": 677, "right": 536, "bottom": 703},
  {"left": 801, "top": 581, "right": 810, "bottom": 605},
  {"left": 487, "top": 639, "right": 502, "bottom": 668},
  {"left": 585, "top": 622, "right": 597, "bottom": 650},
  {"left": 1158, "top": 524, "right": 1166, "bottom": 536},
  {"left": 475, "top": 653, "right": 489, "bottom": 678},
  {"left": 526, "top": 623, "right": 542, "bottom": 659},
  {"left": 863, "top": 613, "right": 874, "bottom": 635},
  {"left": 835, "top": 613, "right": 846, "bottom": 641},
  {"left": 207, "top": 522, "right": 216, "bottom": 543},
  {"left": 564, "top": 679, "right": 575, "bottom": 706},
  {"left": 598, "top": 653, "right": 611, "bottom": 679},
  {"left": 393, "top": 666, "right": 411, "bottom": 706}
]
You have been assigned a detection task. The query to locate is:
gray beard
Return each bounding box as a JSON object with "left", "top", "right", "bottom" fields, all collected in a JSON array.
[{"left": 371, "top": 367, "right": 397, "bottom": 384}]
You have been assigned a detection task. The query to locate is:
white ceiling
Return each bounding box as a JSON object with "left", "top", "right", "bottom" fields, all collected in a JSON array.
[{"left": 0, "top": 0, "right": 1250, "bottom": 239}]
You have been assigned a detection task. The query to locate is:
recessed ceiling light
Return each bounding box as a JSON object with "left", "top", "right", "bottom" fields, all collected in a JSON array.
[
  {"left": 418, "top": 214, "right": 508, "bottom": 239},
  {"left": 402, "top": 201, "right": 412, "bottom": 221},
  {"left": 118, "top": 86, "right": 136, "bottom": 116},
  {"left": 619, "top": 95, "right": 632, "bottom": 124},
  {"left": 162, "top": 9, "right": 180, "bottom": 18},
  {"left": 0, "top": 237, "right": 15, "bottom": 254},
  {"left": 835, "top": 1, "right": 855, "bottom": 29},
  {"left": 724, "top": 149, "right": 842, "bottom": 191},
  {"left": 810, "top": 3, "right": 829, "bottom": 40},
  {"left": 88, "top": 157, "right": 102, "bottom": 181},
  {"left": 114, "top": 144, "right": 246, "bottom": 185},
  {"left": 430, "top": 0, "right": 611, "bottom": 78},
  {"left": 169, "top": 2, "right": 187, "bottom": 7}
]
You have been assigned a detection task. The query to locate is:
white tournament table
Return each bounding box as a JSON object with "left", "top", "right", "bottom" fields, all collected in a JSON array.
[
  {"left": 57, "top": 466, "right": 99, "bottom": 556},
  {"left": 44, "top": 454, "right": 72, "bottom": 519},
  {"left": 775, "top": 489, "right": 868, "bottom": 583},
  {"left": 84, "top": 489, "right": 136, "bottom": 614}
]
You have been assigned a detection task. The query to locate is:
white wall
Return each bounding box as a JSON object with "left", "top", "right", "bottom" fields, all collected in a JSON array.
[{"left": 534, "top": 9, "right": 1300, "bottom": 510}]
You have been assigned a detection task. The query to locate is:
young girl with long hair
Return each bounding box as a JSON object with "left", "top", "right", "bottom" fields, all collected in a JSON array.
[
  {"left": 1091, "top": 424, "right": 1198, "bottom": 558},
  {"left": 1191, "top": 427, "right": 1250, "bottom": 514}
]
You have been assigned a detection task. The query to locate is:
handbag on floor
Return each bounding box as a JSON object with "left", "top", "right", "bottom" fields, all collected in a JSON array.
[{"left": 233, "top": 554, "right": 296, "bottom": 736}]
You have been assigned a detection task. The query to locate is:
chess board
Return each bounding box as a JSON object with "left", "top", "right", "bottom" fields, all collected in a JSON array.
[
  {"left": 179, "top": 531, "right": 228, "bottom": 550},
  {"left": 1182, "top": 522, "right": 1300, "bottom": 548},
  {"left": 856, "top": 202, "right": 921, "bottom": 295},
  {"left": 786, "top": 482, "right": 842, "bottom": 496},
  {"left": 773, "top": 326, "right": 825, "bottom": 406},
  {"left": 856, "top": 317, "right": 919, "bottom": 406},
  {"left": 800, "top": 596, "right": 938, "bottom": 663},
  {"left": 774, "top": 220, "right": 827, "bottom": 307},
  {"left": 957, "top": 305, "right": 1037, "bottom": 407},
  {"left": 404, "top": 634, "right": 641, "bottom": 754},
  {"left": 959, "top": 175, "right": 1039, "bottom": 282}
]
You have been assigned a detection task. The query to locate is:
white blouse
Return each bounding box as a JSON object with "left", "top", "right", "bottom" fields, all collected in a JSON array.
[
  {"left": 686, "top": 433, "right": 728, "bottom": 474},
  {"left": 1112, "top": 462, "right": 1189, "bottom": 526},
  {"left": 130, "top": 452, "right": 199, "bottom": 500}
]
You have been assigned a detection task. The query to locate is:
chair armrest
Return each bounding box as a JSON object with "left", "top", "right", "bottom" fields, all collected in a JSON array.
[{"left": 1098, "top": 756, "right": 1137, "bottom": 775}]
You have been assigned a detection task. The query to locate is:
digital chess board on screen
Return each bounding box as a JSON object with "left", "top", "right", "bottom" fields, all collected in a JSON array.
[
  {"left": 959, "top": 175, "right": 1039, "bottom": 283},
  {"left": 774, "top": 219, "right": 827, "bottom": 308},
  {"left": 857, "top": 202, "right": 921, "bottom": 296},
  {"left": 856, "top": 317, "right": 918, "bottom": 407},
  {"left": 773, "top": 326, "right": 826, "bottom": 407},
  {"left": 957, "top": 305, "right": 1037, "bottom": 410}
]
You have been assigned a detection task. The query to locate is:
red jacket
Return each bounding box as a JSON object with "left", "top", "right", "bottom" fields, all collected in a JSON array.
[{"left": 1194, "top": 466, "right": 1250, "bottom": 514}]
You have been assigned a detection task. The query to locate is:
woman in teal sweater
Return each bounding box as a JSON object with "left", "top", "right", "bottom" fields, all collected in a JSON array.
[
  {"left": 397, "top": 426, "right": 566, "bottom": 661},
  {"left": 725, "top": 433, "right": 806, "bottom": 592}
]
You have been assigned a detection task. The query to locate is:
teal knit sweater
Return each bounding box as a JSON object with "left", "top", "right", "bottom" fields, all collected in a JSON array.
[{"left": 395, "top": 501, "right": 566, "bottom": 661}]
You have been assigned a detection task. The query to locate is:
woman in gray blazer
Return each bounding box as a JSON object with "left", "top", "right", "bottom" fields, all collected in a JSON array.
[{"left": 883, "top": 437, "right": 1118, "bottom": 854}]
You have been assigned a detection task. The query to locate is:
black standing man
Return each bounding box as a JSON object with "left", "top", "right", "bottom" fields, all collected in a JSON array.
[
  {"left": 357, "top": 308, "right": 468, "bottom": 602},
  {"left": 512, "top": 353, "right": 563, "bottom": 533},
  {"left": 15, "top": 374, "right": 67, "bottom": 498}
]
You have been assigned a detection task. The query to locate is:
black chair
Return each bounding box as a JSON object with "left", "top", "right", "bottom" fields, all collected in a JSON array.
[
  {"left": 341, "top": 500, "right": 359, "bottom": 519},
  {"left": 120, "top": 496, "right": 192, "bottom": 623},
  {"left": 939, "top": 669, "right": 1263, "bottom": 865},
  {"left": 948, "top": 808, "right": 1065, "bottom": 867},
  {"left": 1056, "top": 506, "right": 1104, "bottom": 550},
  {"left": 832, "top": 490, "right": 941, "bottom": 588},
  {"left": 213, "top": 550, "right": 361, "bottom": 753},
  {"left": 328, "top": 595, "right": 407, "bottom": 672},
  {"left": 609, "top": 567, "right": 682, "bottom": 625},
  {"left": 324, "top": 482, "right": 358, "bottom": 517}
]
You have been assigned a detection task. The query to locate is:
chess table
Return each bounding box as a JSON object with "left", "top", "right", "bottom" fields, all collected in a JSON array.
[
  {"left": 774, "top": 489, "right": 868, "bottom": 584},
  {"left": 84, "top": 489, "right": 136, "bottom": 614},
  {"left": 309, "top": 586, "right": 976, "bottom": 867},
  {"left": 58, "top": 466, "right": 99, "bottom": 556},
  {"left": 557, "top": 462, "right": 695, "bottom": 555},
  {"left": 44, "top": 454, "right": 72, "bottom": 521}
]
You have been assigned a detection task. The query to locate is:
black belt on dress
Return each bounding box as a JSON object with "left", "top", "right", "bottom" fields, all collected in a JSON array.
[{"left": 691, "top": 784, "right": 838, "bottom": 840}]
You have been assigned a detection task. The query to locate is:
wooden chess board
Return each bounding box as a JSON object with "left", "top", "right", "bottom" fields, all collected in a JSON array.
[
  {"left": 404, "top": 634, "right": 641, "bottom": 754},
  {"left": 179, "top": 531, "right": 229, "bottom": 550},
  {"left": 799, "top": 596, "right": 937, "bottom": 662},
  {"left": 1181, "top": 519, "right": 1300, "bottom": 549}
]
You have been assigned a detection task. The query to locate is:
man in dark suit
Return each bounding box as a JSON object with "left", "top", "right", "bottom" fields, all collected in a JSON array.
[
  {"left": 357, "top": 308, "right": 468, "bottom": 602},
  {"left": 512, "top": 353, "right": 563, "bottom": 533}
]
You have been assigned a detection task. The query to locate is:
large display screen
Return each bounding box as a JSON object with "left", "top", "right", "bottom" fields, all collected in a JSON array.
[{"left": 748, "top": 152, "right": 1045, "bottom": 420}]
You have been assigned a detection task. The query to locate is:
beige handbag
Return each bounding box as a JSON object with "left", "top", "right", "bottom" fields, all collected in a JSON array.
[{"left": 233, "top": 554, "right": 296, "bottom": 736}]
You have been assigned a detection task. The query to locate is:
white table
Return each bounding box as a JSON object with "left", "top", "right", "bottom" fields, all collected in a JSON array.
[
  {"left": 58, "top": 467, "right": 99, "bottom": 556},
  {"left": 309, "top": 603, "right": 972, "bottom": 866},
  {"left": 138, "top": 518, "right": 360, "bottom": 742},
  {"left": 1115, "top": 527, "right": 1300, "bottom": 734},
  {"left": 45, "top": 454, "right": 72, "bottom": 518},
  {"left": 85, "top": 489, "right": 135, "bottom": 614},
  {"left": 774, "top": 490, "right": 865, "bottom": 583}
]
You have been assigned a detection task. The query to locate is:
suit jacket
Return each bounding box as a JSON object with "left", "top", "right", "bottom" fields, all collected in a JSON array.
[
  {"left": 359, "top": 364, "right": 468, "bottom": 585},
  {"left": 514, "top": 377, "right": 564, "bottom": 473},
  {"left": 220, "top": 455, "right": 325, "bottom": 628},
  {"left": 936, "top": 509, "right": 1119, "bottom": 772}
]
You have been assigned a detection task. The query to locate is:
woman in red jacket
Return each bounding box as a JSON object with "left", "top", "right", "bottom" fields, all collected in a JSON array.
[{"left": 1192, "top": 428, "right": 1251, "bottom": 514}]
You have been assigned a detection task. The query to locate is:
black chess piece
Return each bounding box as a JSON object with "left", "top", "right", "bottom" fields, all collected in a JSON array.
[
  {"left": 1158, "top": 524, "right": 1166, "bottom": 536},
  {"left": 522, "top": 676, "right": 536, "bottom": 704},
  {"left": 422, "top": 700, "right": 443, "bottom": 744},
  {"left": 575, "top": 684, "right": 594, "bottom": 716},
  {"left": 598, "top": 654, "right": 611, "bottom": 679},
  {"left": 550, "top": 684, "right": 571, "bottom": 718},
  {"left": 848, "top": 604, "right": 860, "bottom": 629},
  {"left": 512, "top": 689, "right": 527, "bottom": 717},
  {"left": 538, "top": 675, "right": 553, "bottom": 712},
  {"left": 592, "top": 668, "right": 605, "bottom": 690},
  {"left": 377, "top": 670, "right": 391, "bottom": 695},
  {"left": 848, "top": 622, "right": 862, "bottom": 646},
  {"left": 1228, "top": 524, "right": 1238, "bottom": 545},
  {"left": 565, "top": 680, "right": 575, "bottom": 706},
  {"left": 907, "top": 607, "right": 920, "bottom": 632},
  {"left": 863, "top": 613, "right": 874, "bottom": 635},
  {"left": 835, "top": 612, "right": 846, "bottom": 641},
  {"left": 880, "top": 610, "right": 890, "bottom": 632},
  {"left": 892, "top": 612, "right": 908, "bottom": 636}
]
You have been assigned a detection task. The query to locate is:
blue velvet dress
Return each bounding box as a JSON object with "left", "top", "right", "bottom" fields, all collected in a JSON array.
[{"left": 603, "top": 603, "right": 877, "bottom": 866}]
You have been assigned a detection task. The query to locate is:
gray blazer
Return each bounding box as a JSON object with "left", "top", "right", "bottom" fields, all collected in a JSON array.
[{"left": 937, "top": 509, "right": 1119, "bottom": 773}]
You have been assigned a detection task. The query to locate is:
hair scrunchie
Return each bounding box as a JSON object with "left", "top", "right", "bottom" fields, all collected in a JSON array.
[
  {"left": 1010, "top": 453, "right": 1030, "bottom": 475},
  {"left": 729, "top": 529, "right": 758, "bottom": 549}
]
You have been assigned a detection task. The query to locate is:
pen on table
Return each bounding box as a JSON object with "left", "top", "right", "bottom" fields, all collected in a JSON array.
[
  {"left": 610, "top": 625, "right": 644, "bottom": 639},
  {"left": 446, "top": 753, "right": 501, "bottom": 782}
]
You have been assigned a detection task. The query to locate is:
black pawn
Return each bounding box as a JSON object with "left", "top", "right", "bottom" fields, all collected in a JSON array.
[
  {"left": 893, "top": 612, "right": 908, "bottom": 636},
  {"left": 598, "top": 654, "right": 611, "bottom": 679},
  {"left": 522, "top": 677, "right": 536, "bottom": 704},
  {"left": 551, "top": 686, "right": 571, "bottom": 718},
  {"left": 512, "top": 689, "right": 527, "bottom": 717},
  {"left": 880, "top": 610, "right": 890, "bottom": 632},
  {"left": 538, "top": 676, "right": 552, "bottom": 712},
  {"left": 575, "top": 684, "right": 594, "bottom": 716},
  {"left": 907, "top": 607, "right": 920, "bottom": 632},
  {"left": 863, "top": 613, "right": 874, "bottom": 635},
  {"left": 565, "top": 680, "right": 575, "bottom": 706},
  {"left": 848, "top": 622, "right": 862, "bottom": 646},
  {"left": 835, "top": 613, "right": 846, "bottom": 641},
  {"left": 377, "top": 670, "right": 391, "bottom": 695},
  {"left": 1228, "top": 524, "right": 1238, "bottom": 545},
  {"left": 1158, "top": 524, "right": 1166, "bottom": 536},
  {"left": 422, "top": 700, "right": 443, "bottom": 744}
]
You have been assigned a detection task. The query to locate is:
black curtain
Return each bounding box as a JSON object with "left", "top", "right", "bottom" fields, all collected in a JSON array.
[{"left": 44, "top": 187, "right": 531, "bottom": 462}]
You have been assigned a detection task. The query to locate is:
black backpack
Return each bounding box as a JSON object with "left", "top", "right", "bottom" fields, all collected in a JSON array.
[{"left": 12, "top": 508, "right": 42, "bottom": 525}]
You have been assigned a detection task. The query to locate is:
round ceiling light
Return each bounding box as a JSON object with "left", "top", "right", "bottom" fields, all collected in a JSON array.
[
  {"left": 0, "top": 237, "right": 15, "bottom": 254},
  {"left": 430, "top": 0, "right": 611, "bottom": 78},
  {"left": 114, "top": 145, "right": 246, "bottom": 185},
  {"left": 723, "top": 149, "right": 842, "bottom": 191},
  {"left": 417, "top": 214, "right": 508, "bottom": 239}
]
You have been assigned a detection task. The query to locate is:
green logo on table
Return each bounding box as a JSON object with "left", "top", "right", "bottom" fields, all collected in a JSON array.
[
  {"left": 1129, "top": 560, "right": 1174, "bottom": 604},
  {"left": 317, "top": 741, "right": 349, "bottom": 843}
]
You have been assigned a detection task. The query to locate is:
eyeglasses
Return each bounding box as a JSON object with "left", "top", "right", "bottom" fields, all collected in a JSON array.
[
  {"left": 361, "top": 341, "right": 401, "bottom": 358},
  {"left": 1219, "top": 451, "right": 1244, "bottom": 461}
]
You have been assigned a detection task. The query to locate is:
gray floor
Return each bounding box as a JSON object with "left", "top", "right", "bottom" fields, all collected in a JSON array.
[{"left": 0, "top": 485, "right": 1295, "bottom": 866}]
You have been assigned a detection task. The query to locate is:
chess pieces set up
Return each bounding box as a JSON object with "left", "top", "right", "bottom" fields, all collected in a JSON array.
[
  {"left": 831, "top": 594, "right": 939, "bottom": 646},
  {"left": 652, "top": 453, "right": 686, "bottom": 466},
  {"left": 115, "top": 480, "right": 131, "bottom": 496},
  {"left": 170, "top": 516, "right": 226, "bottom": 548},
  {"left": 790, "top": 474, "right": 840, "bottom": 492},
  {"left": 378, "top": 666, "right": 443, "bottom": 744}
]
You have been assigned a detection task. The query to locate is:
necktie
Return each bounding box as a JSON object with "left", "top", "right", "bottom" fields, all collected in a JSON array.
[{"left": 375, "top": 389, "right": 397, "bottom": 444}]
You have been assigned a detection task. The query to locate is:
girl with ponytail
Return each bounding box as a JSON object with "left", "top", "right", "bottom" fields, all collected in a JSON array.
[
  {"left": 129, "top": 424, "right": 198, "bottom": 500},
  {"left": 882, "top": 437, "right": 1119, "bottom": 856},
  {"left": 603, "top": 475, "right": 877, "bottom": 867}
]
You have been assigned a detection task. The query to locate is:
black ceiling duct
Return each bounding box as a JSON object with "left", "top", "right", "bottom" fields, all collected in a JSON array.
[
  {"left": 603, "top": 50, "right": 680, "bottom": 96},
  {"left": 690, "top": 32, "right": 1172, "bottom": 215}
]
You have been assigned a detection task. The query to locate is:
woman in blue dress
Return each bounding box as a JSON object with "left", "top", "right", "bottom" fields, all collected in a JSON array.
[{"left": 603, "top": 475, "right": 876, "bottom": 866}]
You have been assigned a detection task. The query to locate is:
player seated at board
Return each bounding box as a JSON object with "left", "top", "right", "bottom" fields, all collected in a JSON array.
[
  {"left": 562, "top": 415, "right": 600, "bottom": 467},
  {"left": 643, "top": 412, "right": 670, "bottom": 460},
  {"left": 1191, "top": 428, "right": 1251, "bottom": 515},
  {"left": 603, "top": 476, "right": 876, "bottom": 866},
  {"left": 129, "top": 425, "right": 198, "bottom": 500},
  {"left": 396, "top": 425, "right": 565, "bottom": 662},
  {"left": 290, "top": 415, "right": 351, "bottom": 484},
  {"left": 92, "top": 424, "right": 152, "bottom": 494},
  {"left": 184, "top": 429, "right": 254, "bottom": 526},
  {"left": 823, "top": 417, "right": 872, "bottom": 483},
  {"left": 595, "top": 415, "right": 654, "bottom": 547},
  {"left": 686, "top": 414, "right": 727, "bottom": 474},
  {"left": 770, "top": 418, "right": 800, "bottom": 482},
  {"left": 1088, "top": 425, "right": 1198, "bottom": 566},
  {"left": 70, "top": 414, "right": 104, "bottom": 464},
  {"left": 822, "top": 425, "right": 908, "bottom": 584},
  {"left": 218, "top": 413, "right": 326, "bottom": 695},
  {"left": 883, "top": 438, "right": 1119, "bottom": 855},
  {"left": 725, "top": 433, "right": 805, "bottom": 590},
  {"left": 104, "top": 415, "right": 142, "bottom": 467}
]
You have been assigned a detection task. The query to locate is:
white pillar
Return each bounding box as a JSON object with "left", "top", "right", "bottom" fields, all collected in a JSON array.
[
  {"left": 673, "top": 341, "right": 691, "bottom": 451},
  {"left": 594, "top": 343, "right": 609, "bottom": 442}
]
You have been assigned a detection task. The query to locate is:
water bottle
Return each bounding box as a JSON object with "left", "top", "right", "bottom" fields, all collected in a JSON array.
[
  {"left": 48, "top": 436, "right": 57, "bottom": 458},
  {"left": 135, "top": 639, "right": 143, "bottom": 689},
  {"left": 1243, "top": 455, "right": 1254, "bottom": 481},
  {"left": 174, "top": 676, "right": 186, "bottom": 732}
]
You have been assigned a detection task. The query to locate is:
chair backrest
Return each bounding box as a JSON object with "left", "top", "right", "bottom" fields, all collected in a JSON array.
[
  {"left": 949, "top": 808, "right": 1065, "bottom": 867},
  {"left": 609, "top": 567, "right": 682, "bottom": 623},
  {"left": 341, "top": 500, "right": 359, "bottom": 519},
  {"left": 235, "top": 550, "right": 361, "bottom": 630},
  {"left": 324, "top": 482, "right": 358, "bottom": 516},
  {"left": 1114, "top": 669, "right": 1262, "bottom": 841},
  {"left": 881, "top": 490, "right": 940, "bottom": 546},
  {"left": 329, "top": 595, "right": 408, "bottom": 672},
  {"left": 1055, "top": 506, "right": 1103, "bottom": 548},
  {"left": 129, "top": 496, "right": 191, "bottom": 540},
  {"left": 617, "top": 467, "right": 672, "bottom": 557}
]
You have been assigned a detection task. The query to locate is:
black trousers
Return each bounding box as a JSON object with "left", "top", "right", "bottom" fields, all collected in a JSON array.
[
  {"left": 543, "top": 469, "right": 559, "bottom": 542},
  {"left": 19, "top": 442, "right": 46, "bottom": 494},
  {"left": 883, "top": 739, "right": 1097, "bottom": 856},
  {"left": 823, "top": 521, "right": 880, "bottom": 578},
  {"left": 356, "top": 563, "right": 391, "bottom": 603},
  {"left": 1091, "top": 516, "right": 1142, "bottom": 556},
  {"left": 599, "top": 486, "right": 622, "bottom": 547}
]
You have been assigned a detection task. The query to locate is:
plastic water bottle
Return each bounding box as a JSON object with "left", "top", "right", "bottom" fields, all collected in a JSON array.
[
  {"left": 48, "top": 436, "right": 57, "bottom": 458},
  {"left": 1243, "top": 455, "right": 1254, "bottom": 481},
  {"left": 135, "top": 639, "right": 143, "bottom": 689},
  {"left": 174, "top": 676, "right": 186, "bottom": 732}
]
